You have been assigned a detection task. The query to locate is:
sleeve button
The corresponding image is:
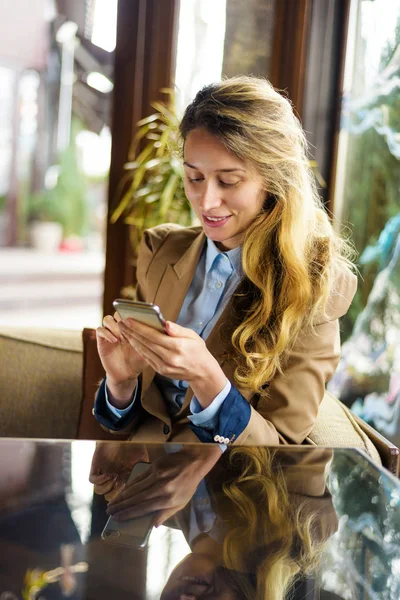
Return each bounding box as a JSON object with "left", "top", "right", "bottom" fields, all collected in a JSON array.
[{"left": 163, "top": 424, "right": 170, "bottom": 435}]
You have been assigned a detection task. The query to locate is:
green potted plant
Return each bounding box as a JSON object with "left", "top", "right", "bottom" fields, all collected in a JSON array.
[
  {"left": 27, "top": 189, "right": 66, "bottom": 252},
  {"left": 111, "top": 90, "right": 193, "bottom": 264},
  {"left": 27, "top": 136, "right": 88, "bottom": 252}
]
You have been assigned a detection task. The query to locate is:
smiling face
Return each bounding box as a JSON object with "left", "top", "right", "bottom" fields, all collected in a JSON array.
[{"left": 183, "top": 128, "right": 266, "bottom": 250}]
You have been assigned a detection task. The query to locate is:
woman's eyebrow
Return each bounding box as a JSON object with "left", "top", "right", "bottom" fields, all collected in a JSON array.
[{"left": 183, "top": 161, "right": 245, "bottom": 173}]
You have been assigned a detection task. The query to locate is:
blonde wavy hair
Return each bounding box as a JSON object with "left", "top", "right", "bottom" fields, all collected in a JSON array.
[
  {"left": 214, "top": 447, "right": 324, "bottom": 600},
  {"left": 179, "top": 76, "right": 355, "bottom": 393}
]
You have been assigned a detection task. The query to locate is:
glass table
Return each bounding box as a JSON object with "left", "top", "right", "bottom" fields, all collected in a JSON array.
[{"left": 0, "top": 439, "right": 398, "bottom": 600}]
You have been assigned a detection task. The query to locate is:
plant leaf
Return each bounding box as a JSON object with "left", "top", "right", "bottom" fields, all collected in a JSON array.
[
  {"left": 136, "top": 113, "right": 160, "bottom": 127},
  {"left": 156, "top": 127, "right": 172, "bottom": 157},
  {"left": 124, "top": 161, "right": 139, "bottom": 170},
  {"left": 112, "top": 91, "right": 194, "bottom": 257},
  {"left": 144, "top": 158, "right": 162, "bottom": 170},
  {"left": 151, "top": 101, "right": 178, "bottom": 124},
  {"left": 128, "top": 122, "right": 157, "bottom": 158},
  {"left": 159, "top": 173, "right": 180, "bottom": 218},
  {"left": 133, "top": 186, "right": 152, "bottom": 198},
  {"left": 135, "top": 143, "right": 155, "bottom": 166},
  {"left": 146, "top": 133, "right": 161, "bottom": 141},
  {"left": 145, "top": 193, "right": 161, "bottom": 204}
]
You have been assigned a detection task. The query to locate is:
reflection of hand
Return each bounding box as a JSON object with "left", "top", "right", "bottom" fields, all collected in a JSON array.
[
  {"left": 89, "top": 442, "right": 149, "bottom": 502},
  {"left": 106, "top": 445, "right": 221, "bottom": 526}
]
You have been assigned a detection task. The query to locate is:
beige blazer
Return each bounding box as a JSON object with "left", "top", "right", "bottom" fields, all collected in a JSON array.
[{"left": 108, "top": 224, "right": 357, "bottom": 446}]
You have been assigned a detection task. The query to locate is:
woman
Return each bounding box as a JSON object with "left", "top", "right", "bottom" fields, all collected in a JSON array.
[{"left": 94, "top": 76, "right": 357, "bottom": 445}]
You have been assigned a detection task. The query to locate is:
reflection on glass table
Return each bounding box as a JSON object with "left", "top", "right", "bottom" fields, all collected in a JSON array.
[{"left": 0, "top": 440, "right": 398, "bottom": 600}]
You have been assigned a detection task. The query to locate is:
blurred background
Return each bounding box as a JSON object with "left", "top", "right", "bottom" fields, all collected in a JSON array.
[{"left": 0, "top": 0, "right": 399, "bottom": 443}]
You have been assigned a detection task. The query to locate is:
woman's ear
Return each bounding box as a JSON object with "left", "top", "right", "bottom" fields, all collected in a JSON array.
[{"left": 263, "top": 192, "right": 277, "bottom": 212}]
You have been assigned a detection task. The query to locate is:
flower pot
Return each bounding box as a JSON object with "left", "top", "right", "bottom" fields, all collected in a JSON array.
[{"left": 29, "top": 221, "right": 63, "bottom": 252}]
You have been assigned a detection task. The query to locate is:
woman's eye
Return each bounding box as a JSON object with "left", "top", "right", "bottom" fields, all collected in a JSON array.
[
  {"left": 219, "top": 180, "right": 239, "bottom": 188},
  {"left": 188, "top": 177, "right": 204, "bottom": 183}
]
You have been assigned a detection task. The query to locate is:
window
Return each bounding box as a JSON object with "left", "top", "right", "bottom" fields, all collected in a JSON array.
[
  {"left": 0, "top": 0, "right": 117, "bottom": 329},
  {"left": 329, "top": 0, "right": 400, "bottom": 445}
]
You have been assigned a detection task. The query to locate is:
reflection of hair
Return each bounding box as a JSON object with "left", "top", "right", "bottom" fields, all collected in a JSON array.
[
  {"left": 215, "top": 447, "right": 322, "bottom": 600},
  {"left": 180, "top": 76, "right": 354, "bottom": 393}
]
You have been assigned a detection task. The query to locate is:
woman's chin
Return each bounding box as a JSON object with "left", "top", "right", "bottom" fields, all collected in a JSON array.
[
  {"left": 207, "top": 233, "right": 240, "bottom": 251},
  {"left": 169, "top": 553, "right": 217, "bottom": 581}
]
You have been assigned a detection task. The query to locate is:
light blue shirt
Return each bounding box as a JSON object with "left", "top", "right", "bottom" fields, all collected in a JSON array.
[{"left": 106, "top": 237, "right": 243, "bottom": 426}]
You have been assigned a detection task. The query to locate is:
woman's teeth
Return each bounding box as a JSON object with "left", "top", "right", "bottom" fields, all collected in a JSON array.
[{"left": 182, "top": 576, "right": 209, "bottom": 585}]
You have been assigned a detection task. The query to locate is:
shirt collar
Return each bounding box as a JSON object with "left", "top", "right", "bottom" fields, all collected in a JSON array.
[{"left": 205, "top": 237, "right": 243, "bottom": 277}]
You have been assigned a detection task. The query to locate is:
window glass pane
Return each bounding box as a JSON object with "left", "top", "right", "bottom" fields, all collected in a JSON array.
[
  {"left": 175, "top": 0, "right": 276, "bottom": 114},
  {"left": 330, "top": 0, "right": 400, "bottom": 445},
  {"left": 175, "top": 0, "right": 227, "bottom": 115},
  {"left": 0, "top": 0, "right": 117, "bottom": 329}
]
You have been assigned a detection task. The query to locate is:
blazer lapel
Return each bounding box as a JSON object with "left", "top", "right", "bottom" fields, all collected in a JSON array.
[
  {"left": 141, "top": 229, "right": 206, "bottom": 416},
  {"left": 152, "top": 230, "right": 206, "bottom": 321}
]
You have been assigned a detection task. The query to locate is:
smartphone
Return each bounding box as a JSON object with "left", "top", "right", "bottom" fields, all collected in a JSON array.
[
  {"left": 113, "top": 299, "right": 167, "bottom": 333},
  {"left": 101, "top": 462, "right": 154, "bottom": 549}
]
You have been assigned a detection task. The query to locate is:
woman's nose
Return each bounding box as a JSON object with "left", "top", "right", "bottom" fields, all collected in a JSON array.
[{"left": 199, "top": 183, "right": 222, "bottom": 211}]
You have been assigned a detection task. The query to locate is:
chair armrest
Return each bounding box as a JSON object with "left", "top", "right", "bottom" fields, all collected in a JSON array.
[
  {"left": 0, "top": 327, "right": 83, "bottom": 438},
  {"left": 78, "top": 328, "right": 116, "bottom": 440},
  {"left": 351, "top": 412, "right": 400, "bottom": 476}
]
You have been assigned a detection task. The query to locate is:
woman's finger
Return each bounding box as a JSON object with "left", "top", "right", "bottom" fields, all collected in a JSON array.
[
  {"left": 107, "top": 467, "right": 153, "bottom": 506},
  {"left": 96, "top": 326, "right": 119, "bottom": 344},
  {"left": 123, "top": 465, "right": 153, "bottom": 488},
  {"left": 119, "top": 323, "right": 172, "bottom": 365},
  {"left": 89, "top": 473, "right": 112, "bottom": 485},
  {"left": 118, "top": 325, "right": 167, "bottom": 366},
  {"left": 122, "top": 319, "right": 174, "bottom": 349},
  {"left": 108, "top": 496, "right": 169, "bottom": 521},
  {"left": 107, "top": 483, "right": 165, "bottom": 514},
  {"left": 108, "top": 473, "right": 158, "bottom": 508},
  {"left": 104, "top": 481, "right": 125, "bottom": 502},
  {"left": 165, "top": 320, "right": 198, "bottom": 339},
  {"left": 102, "top": 314, "right": 121, "bottom": 337},
  {"left": 94, "top": 478, "right": 117, "bottom": 496}
]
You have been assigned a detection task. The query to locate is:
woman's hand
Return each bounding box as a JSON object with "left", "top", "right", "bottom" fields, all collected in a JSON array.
[
  {"left": 89, "top": 442, "right": 149, "bottom": 502},
  {"left": 106, "top": 445, "right": 221, "bottom": 526},
  {"left": 118, "top": 319, "right": 228, "bottom": 408},
  {"left": 96, "top": 312, "right": 149, "bottom": 405}
]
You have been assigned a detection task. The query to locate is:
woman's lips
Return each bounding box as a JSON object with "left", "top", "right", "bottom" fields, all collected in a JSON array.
[
  {"left": 179, "top": 576, "right": 211, "bottom": 597},
  {"left": 202, "top": 215, "right": 231, "bottom": 228}
]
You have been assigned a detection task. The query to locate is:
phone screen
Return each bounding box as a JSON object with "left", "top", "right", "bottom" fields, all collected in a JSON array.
[{"left": 101, "top": 462, "right": 154, "bottom": 548}]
